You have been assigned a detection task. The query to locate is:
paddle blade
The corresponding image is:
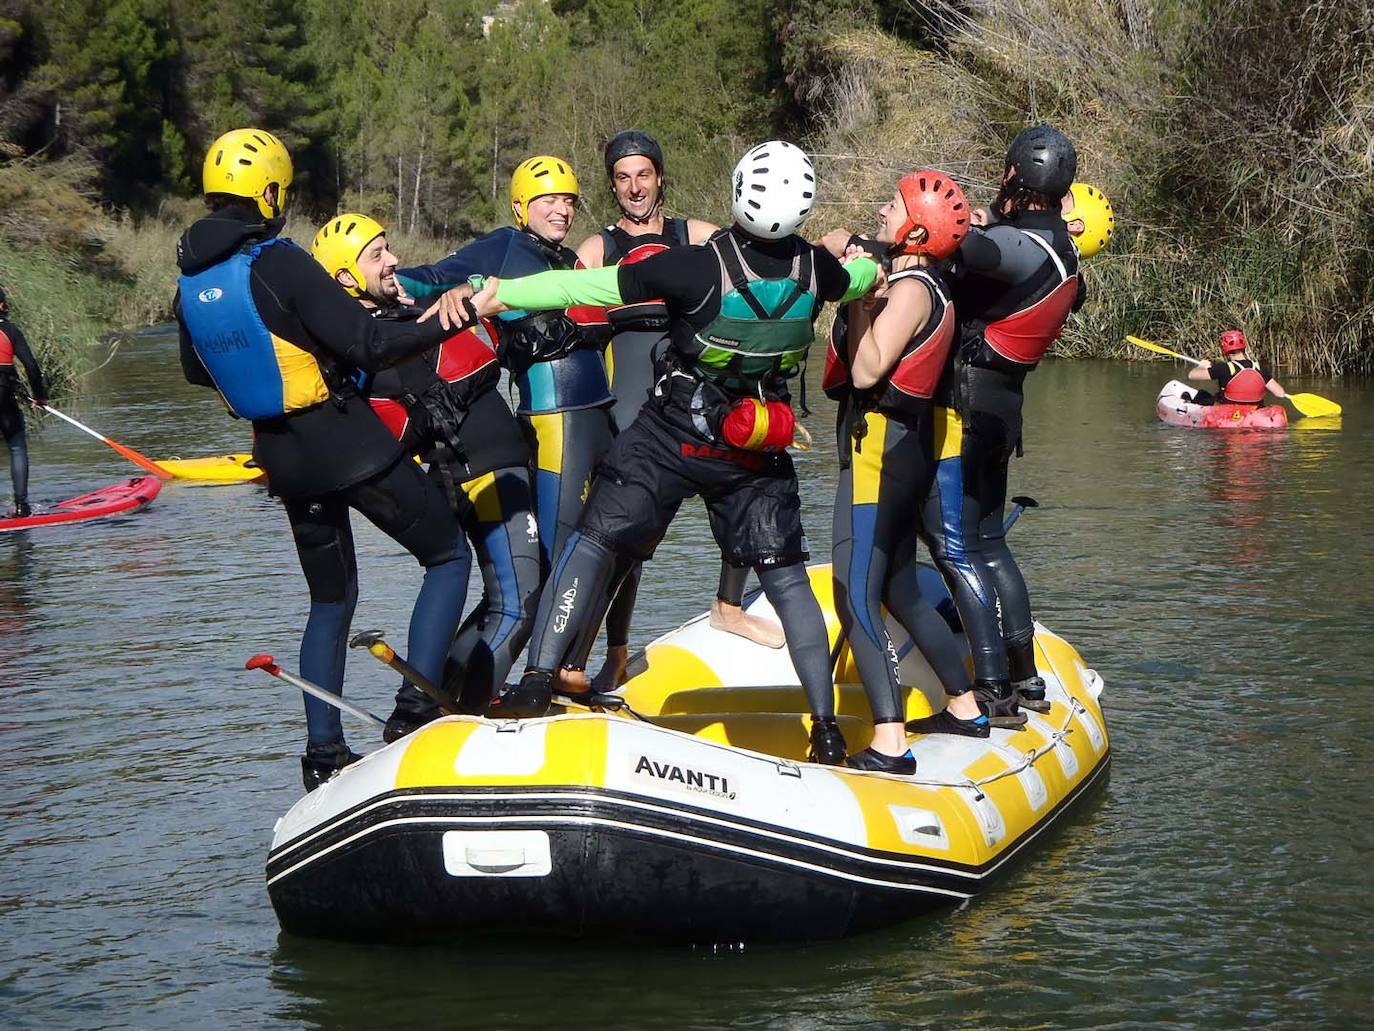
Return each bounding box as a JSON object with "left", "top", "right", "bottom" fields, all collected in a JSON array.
[
  {"left": 1289, "top": 392, "right": 1342, "bottom": 418},
  {"left": 1125, "top": 335, "right": 1179, "bottom": 358}
]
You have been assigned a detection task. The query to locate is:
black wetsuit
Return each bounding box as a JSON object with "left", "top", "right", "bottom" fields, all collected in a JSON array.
[
  {"left": 0, "top": 315, "right": 45, "bottom": 509},
  {"left": 367, "top": 306, "right": 541, "bottom": 710},
  {"left": 932, "top": 209, "right": 1083, "bottom": 686},
  {"left": 176, "top": 203, "right": 472, "bottom": 747},
  {"left": 510, "top": 228, "right": 867, "bottom": 722},
  {"left": 826, "top": 266, "right": 970, "bottom": 723}
]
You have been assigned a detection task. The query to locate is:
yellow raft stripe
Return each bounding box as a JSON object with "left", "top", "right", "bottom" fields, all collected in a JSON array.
[{"left": 395, "top": 717, "right": 610, "bottom": 790}]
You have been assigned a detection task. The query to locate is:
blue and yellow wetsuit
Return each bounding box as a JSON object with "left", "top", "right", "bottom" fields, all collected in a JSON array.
[{"left": 398, "top": 227, "right": 614, "bottom": 577}]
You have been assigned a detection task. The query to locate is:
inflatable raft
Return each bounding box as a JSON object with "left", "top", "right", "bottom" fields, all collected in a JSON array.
[
  {"left": 266, "top": 566, "right": 1109, "bottom": 944},
  {"left": 1156, "top": 379, "right": 1288, "bottom": 430}
]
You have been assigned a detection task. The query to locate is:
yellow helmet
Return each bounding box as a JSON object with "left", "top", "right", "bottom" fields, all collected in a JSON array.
[
  {"left": 510, "top": 155, "right": 579, "bottom": 228},
  {"left": 1065, "top": 182, "right": 1114, "bottom": 258},
  {"left": 311, "top": 213, "right": 387, "bottom": 297},
  {"left": 202, "top": 128, "right": 294, "bottom": 219}
]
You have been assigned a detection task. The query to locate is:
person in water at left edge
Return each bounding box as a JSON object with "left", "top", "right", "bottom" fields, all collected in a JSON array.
[
  {"left": 175, "top": 128, "right": 486, "bottom": 791},
  {"left": 0, "top": 284, "right": 48, "bottom": 518}
]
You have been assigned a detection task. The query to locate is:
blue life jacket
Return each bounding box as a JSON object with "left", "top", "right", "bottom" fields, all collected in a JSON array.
[{"left": 178, "top": 238, "right": 333, "bottom": 420}]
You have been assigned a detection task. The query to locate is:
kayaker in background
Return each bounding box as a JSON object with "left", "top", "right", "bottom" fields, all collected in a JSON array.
[
  {"left": 823, "top": 169, "right": 979, "bottom": 772},
  {"left": 311, "top": 213, "right": 540, "bottom": 729},
  {"left": 175, "top": 129, "right": 485, "bottom": 791},
  {"left": 0, "top": 285, "right": 48, "bottom": 518},
  {"left": 462, "top": 141, "right": 882, "bottom": 768},
  {"left": 396, "top": 158, "right": 616, "bottom": 595},
  {"left": 575, "top": 129, "right": 784, "bottom": 691},
  {"left": 1185, "top": 329, "right": 1289, "bottom": 406},
  {"left": 923, "top": 125, "right": 1085, "bottom": 730}
]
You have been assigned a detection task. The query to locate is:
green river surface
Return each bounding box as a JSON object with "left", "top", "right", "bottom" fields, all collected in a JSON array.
[{"left": 0, "top": 336, "right": 1369, "bottom": 1029}]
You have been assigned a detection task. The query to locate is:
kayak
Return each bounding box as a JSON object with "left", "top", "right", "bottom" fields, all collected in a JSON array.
[
  {"left": 154, "top": 453, "right": 265, "bottom": 484},
  {"left": 0, "top": 476, "right": 163, "bottom": 533},
  {"left": 266, "top": 564, "right": 1110, "bottom": 944},
  {"left": 1155, "top": 379, "right": 1288, "bottom": 430}
]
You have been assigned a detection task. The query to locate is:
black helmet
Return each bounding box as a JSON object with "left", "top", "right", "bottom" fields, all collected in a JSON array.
[
  {"left": 1004, "top": 125, "right": 1077, "bottom": 196},
  {"left": 604, "top": 130, "right": 664, "bottom": 178}
]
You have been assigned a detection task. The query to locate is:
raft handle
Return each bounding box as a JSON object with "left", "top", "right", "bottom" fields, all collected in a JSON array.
[{"left": 775, "top": 760, "right": 802, "bottom": 778}]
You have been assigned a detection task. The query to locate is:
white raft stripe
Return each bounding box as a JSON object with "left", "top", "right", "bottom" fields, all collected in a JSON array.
[{"left": 268, "top": 757, "right": 1110, "bottom": 890}]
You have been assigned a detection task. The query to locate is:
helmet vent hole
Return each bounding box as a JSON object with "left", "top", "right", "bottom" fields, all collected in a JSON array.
[
  {"left": 747, "top": 199, "right": 761, "bottom": 210},
  {"left": 802, "top": 191, "right": 813, "bottom": 199},
  {"left": 751, "top": 184, "right": 766, "bottom": 193},
  {"left": 770, "top": 222, "right": 780, "bottom": 233}
]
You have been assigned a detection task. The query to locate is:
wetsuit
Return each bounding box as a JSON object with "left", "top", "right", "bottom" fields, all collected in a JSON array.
[
  {"left": 931, "top": 209, "right": 1083, "bottom": 689},
  {"left": 0, "top": 315, "right": 46, "bottom": 510},
  {"left": 366, "top": 307, "right": 540, "bottom": 710},
  {"left": 1190, "top": 357, "right": 1273, "bottom": 406},
  {"left": 176, "top": 203, "right": 472, "bottom": 754},
  {"left": 825, "top": 266, "right": 969, "bottom": 724},
  {"left": 397, "top": 228, "right": 614, "bottom": 576},
  {"left": 493, "top": 229, "right": 880, "bottom": 725}
]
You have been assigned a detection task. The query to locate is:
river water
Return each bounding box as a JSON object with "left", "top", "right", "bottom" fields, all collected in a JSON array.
[{"left": 0, "top": 337, "right": 1368, "bottom": 1029}]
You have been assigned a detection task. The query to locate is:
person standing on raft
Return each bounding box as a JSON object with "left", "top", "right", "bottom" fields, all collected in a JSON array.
[
  {"left": 923, "top": 125, "right": 1085, "bottom": 731},
  {"left": 1185, "top": 329, "right": 1289, "bottom": 407},
  {"left": 465, "top": 141, "right": 882, "bottom": 765},
  {"left": 823, "top": 169, "right": 977, "bottom": 772},
  {"left": 311, "top": 213, "right": 540, "bottom": 729},
  {"left": 575, "top": 129, "right": 785, "bottom": 690},
  {"left": 0, "top": 285, "right": 48, "bottom": 518},
  {"left": 175, "top": 129, "right": 483, "bottom": 791}
]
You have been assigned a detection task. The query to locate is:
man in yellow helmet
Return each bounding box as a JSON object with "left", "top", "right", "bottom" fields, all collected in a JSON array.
[
  {"left": 176, "top": 129, "right": 487, "bottom": 791},
  {"left": 397, "top": 157, "right": 615, "bottom": 597},
  {"left": 312, "top": 213, "right": 541, "bottom": 727}
]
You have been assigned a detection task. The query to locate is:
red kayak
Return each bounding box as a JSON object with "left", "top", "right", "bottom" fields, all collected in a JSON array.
[
  {"left": 1155, "top": 380, "right": 1288, "bottom": 430},
  {"left": 0, "top": 476, "right": 163, "bottom": 533}
]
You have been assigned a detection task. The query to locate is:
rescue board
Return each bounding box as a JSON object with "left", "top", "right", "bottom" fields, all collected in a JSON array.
[
  {"left": 154, "top": 452, "right": 265, "bottom": 483},
  {"left": 0, "top": 476, "right": 163, "bottom": 533}
]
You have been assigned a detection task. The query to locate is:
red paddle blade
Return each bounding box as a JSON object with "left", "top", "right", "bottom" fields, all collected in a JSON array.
[{"left": 245, "top": 654, "right": 279, "bottom": 674}]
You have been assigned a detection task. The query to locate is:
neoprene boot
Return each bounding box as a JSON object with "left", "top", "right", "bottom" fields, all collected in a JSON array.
[
  {"left": 907, "top": 706, "right": 991, "bottom": 739},
  {"left": 1011, "top": 676, "right": 1050, "bottom": 713},
  {"left": 301, "top": 741, "right": 362, "bottom": 792},
  {"left": 845, "top": 748, "right": 917, "bottom": 775},
  {"left": 10, "top": 499, "right": 30, "bottom": 518},
  {"left": 491, "top": 671, "right": 553, "bottom": 719},
  {"left": 974, "top": 679, "right": 1027, "bottom": 729},
  {"left": 384, "top": 683, "right": 441, "bottom": 743},
  {"left": 807, "top": 717, "right": 847, "bottom": 765}
]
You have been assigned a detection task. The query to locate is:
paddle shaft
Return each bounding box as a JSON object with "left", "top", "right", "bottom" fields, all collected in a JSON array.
[
  {"left": 245, "top": 654, "right": 386, "bottom": 728},
  {"left": 349, "top": 631, "right": 460, "bottom": 714},
  {"left": 34, "top": 401, "right": 174, "bottom": 480}
]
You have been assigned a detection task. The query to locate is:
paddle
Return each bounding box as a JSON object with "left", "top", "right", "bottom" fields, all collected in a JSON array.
[
  {"left": 1126, "top": 335, "right": 1342, "bottom": 417},
  {"left": 245, "top": 653, "right": 387, "bottom": 729},
  {"left": 348, "top": 630, "right": 461, "bottom": 715},
  {"left": 27, "top": 397, "right": 174, "bottom": 480}
]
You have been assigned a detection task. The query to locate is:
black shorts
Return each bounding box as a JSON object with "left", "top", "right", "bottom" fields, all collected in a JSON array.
[{"left": 581, "top": 399, "right": 808, "bottom": 568}]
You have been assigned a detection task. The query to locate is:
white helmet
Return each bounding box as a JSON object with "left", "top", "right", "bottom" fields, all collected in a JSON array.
[{"left": 730, "top": 141, "right": 816, "bottom": 240}]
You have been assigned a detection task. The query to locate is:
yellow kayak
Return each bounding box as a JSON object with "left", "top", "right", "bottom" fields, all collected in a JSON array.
[{"left": 154, "top": 453, "right": 265, "bottom": 484}]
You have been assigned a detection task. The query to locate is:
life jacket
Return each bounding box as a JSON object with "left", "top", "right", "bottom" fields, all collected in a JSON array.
[
  {"left": 0, "top": 325, "right": 14, "bottom": 368},
  {"left": 1221, "top": 358, "right": 1266, "bottom": 404},
  {"left": 367, "top": 316, "right": 501, "bottom": 444},
  {"left": 980, "top": 230, "right": 1079, "bottom": 368},
  {"left": 178, "top": 238, "right": 337, "bottom": 420},
  {"left": 823, "top": 267, "right": 955, "bottom": 418},
  {"left": 600, "top": 218, "right": 689, "bottom": 333},
  {"left": 683, "top": 233, "right": 820, "bottom": 396}
]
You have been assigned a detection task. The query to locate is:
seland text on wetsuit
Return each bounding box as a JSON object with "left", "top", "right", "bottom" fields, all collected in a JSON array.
[
  {"left": 0, "top": 314, "right": 46, "bottom": 508},
  {"left": 397, "top": 227, "right": 614, "bottom": 575},
  {"left": 492, "top": 228, "right": 880, "bottom": 722},
  {"left": 365, "top": 307, "right": 541, "bottom": 710},
  {"left": 823, "top": 265, "right": 971, "bottom": 723},
  {"left": 175, "top": 202, "right": 472, "bottom": 746},
  {"left": 932, "top": 209, "right": 1083, "bottom": 685}
]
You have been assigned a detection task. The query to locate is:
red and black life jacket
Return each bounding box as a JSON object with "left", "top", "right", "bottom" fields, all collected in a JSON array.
[
  {"left": 0, "top": 325, "right": 14, "bottom": 368},
  {"left": 823, "top": 267, "right": 956, "bottom": 418},
  {"left": 1220, "top": 358, "right": 1266, "bottom": 404},
  {"left": 981, "top": 230, "right": 1079, "bottom": 368},
  {"left": 599, "top": 218, "right": 690, "bottom": 332},
  {"left": 368, "top": 317, "right": 501, "bottom": 442}
]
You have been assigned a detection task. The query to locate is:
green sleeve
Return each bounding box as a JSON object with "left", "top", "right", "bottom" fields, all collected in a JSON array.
[
  {"left": 493, "top": 265, "right": 626, "bottom": 311},
  {"left": 837, "top": 257, "right": 880, "bottom": 302}
]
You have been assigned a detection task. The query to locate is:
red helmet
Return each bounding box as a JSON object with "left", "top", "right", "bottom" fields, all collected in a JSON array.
[
  {"left": 1220, "top": 329, "right": 1247, "bottom": 355},
  {"left": 893, "top": 170, "right": 970, "bottom": 259}
]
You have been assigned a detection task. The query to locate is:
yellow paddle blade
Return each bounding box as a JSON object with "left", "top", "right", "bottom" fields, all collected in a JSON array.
[
  {"left": 1126, "top": 335, "right": 1193, "bottom": 362},
  {"left": 1288, "top": 392, "right": 1342, "bottom": 418}
]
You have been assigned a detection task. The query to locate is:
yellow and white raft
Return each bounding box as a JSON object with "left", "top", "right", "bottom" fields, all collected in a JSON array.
[{"left": 266, "top": 565, "right": 1109, "bottom": 943}]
